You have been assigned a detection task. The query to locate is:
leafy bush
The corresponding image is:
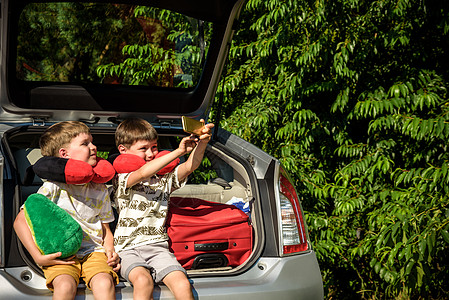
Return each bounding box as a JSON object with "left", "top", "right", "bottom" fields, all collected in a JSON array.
[
  {"left": 96, "top": 6, "right": 210, "bottom": 87},
  {"left": 215, "top": 0, "right": 449, "bottom": 298}
]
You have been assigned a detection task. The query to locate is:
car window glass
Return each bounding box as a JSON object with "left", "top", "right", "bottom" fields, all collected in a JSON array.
[{"left": 16, "top": 2, "right": 212, "bottom": 89}]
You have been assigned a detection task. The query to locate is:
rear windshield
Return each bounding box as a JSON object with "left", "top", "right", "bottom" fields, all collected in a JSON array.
[{"left": 16, "top": 2, "right": 212, "bottom": 89}]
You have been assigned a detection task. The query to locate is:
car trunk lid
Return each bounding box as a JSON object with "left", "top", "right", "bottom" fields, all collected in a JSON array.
[{"left": 0, "top": 0, "right": 245, "bottom": 128}]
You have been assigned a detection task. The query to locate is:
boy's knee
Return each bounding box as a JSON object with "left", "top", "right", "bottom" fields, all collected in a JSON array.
[
  {"left": 129, "top": 267, "right": 154, "bottom": 288},
  {"left": 133, "top": 275, "right": 154, "bottom": 289},
  {"left": 164, "top": 271, "right": 192, "bottom": 291},
  {"left": 167, "top": 275, "right": 193, "bottom": 300},
  {"left": 90, "top": 272, "right": 115, "bottom": 289},
  {"left": 52, "top": 274, "right": 77, "bottom": 296}
]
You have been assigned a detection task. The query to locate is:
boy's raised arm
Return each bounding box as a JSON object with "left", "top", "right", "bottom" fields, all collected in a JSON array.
[
  {"left": 125, "top": 148, "right": 187, "bottom": 188},
  {"left": 177, "top": 122, "right": 214, "bottom": 182},
  {"left": 125, "top": 120, "right": 213, "bottom": 187}
]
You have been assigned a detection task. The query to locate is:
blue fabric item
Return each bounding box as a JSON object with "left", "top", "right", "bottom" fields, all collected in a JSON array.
[{"left": 226, "top": 197, "right": 250, "bottom": 214}]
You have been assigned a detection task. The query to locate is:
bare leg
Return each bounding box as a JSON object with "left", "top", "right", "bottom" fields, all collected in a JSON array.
[
  {"left": 128, "top": 266, "right": 155, "bottom": 300},
  {"left": 90, "top": 272, "right": 116, "bottom": 300},
  {"left": 162, "top": 270, "right": 194, "bottom": 300},
  {"left": 52, "top": 274, "right": 77, "bottom": 300}
]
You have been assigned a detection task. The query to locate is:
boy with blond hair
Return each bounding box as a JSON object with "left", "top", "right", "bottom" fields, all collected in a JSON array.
[
  {"left": 113, "top": 117, "right": 214, "bottom": 300},
  {"left": 14, "top": 121, "right": 120, "bottom": 300}
]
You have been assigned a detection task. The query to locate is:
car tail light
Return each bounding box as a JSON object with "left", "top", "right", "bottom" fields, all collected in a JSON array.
[{"left": 279, "top": 167, "right": 309, "bottom": 255}]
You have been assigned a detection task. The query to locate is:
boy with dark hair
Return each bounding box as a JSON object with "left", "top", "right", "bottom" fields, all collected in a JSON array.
[{"left": 113, "top": 117, "right": 213, "bottom": 300}]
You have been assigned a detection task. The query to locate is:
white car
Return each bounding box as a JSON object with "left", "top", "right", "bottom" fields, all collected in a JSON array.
[{"left": 0, "top": 0, "right": 324, "bottom": 299}]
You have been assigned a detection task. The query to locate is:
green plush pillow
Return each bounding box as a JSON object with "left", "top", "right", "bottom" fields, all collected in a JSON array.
[{"left": 23, "top": 193, "right": 83, "bottom": 258}]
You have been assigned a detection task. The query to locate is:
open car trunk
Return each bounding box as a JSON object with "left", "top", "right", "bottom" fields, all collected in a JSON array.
[{"left": 1, "top": 124, "right": 262, "bottom": 284}]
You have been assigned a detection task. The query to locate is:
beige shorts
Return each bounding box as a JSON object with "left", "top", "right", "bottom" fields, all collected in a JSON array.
[
  {"left": 42, "top": 252, "right": 119, "bottom": 291},
  {"left": 119, "top": 241, "right": 186, "bottom": 283}
]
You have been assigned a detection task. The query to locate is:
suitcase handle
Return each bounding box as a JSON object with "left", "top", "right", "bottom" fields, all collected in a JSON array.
[
  {"left": 192, "top": 253, "right": 229, "bottom": 269},
  {"left": 194, "top": 242, "right": 229, "bottom": 251}
]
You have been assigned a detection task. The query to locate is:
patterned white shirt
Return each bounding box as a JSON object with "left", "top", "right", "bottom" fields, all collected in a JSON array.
[
  {"left": 37, "top": 181, "right": 114, "bottom": 258},
  {"left": 113, "top": 166, "right": 186, "bottom": 253}
]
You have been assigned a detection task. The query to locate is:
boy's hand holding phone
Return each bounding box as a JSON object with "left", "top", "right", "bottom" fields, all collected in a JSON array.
[
  {"left": 199, "top": 122, "right": 214, "bottom": 142},
  {"left": 176, "top": 118, "right": 215, "bottom": 182},
  {"left": 182, "top": 116, "right": 214, "bottom": 142}
]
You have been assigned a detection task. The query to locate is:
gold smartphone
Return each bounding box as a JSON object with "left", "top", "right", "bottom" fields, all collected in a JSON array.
[{"left": 182, "top": 116, "right": 205, "bottom": 135}]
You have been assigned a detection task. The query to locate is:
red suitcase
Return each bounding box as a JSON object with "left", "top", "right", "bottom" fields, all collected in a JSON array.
[{"left": 166, "top": 197, "right": 253, "bottom": 269}]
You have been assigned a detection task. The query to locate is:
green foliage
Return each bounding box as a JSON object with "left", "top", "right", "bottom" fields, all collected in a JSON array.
[
  {"left": 96, "top": 6, "right": 210, "bottom": 87},
  {"left": 96, "top": 151, "right": 109, "bottom": 160},
  {"left": 17, "top": 3, "right": 137, "bottom": 82},
  {"left": 97, "top": 43, "right": 180, "bottom": 86},
  {"left": 188, "top": 157, "right": 218, "bottom": 184},
  {"left": 216, "top": 0, "right": 449, "bottom": 298},
  {"left": 17, "top": 3, "right": 209, "bottom": 88}
]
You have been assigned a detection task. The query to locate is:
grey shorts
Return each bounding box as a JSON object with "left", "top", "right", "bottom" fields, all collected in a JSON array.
[{"left": 119, "top": 241, "right": 186, "bottom": 283}]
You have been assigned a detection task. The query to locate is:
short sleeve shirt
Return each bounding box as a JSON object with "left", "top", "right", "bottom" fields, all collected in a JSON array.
[
  {"left": 113, "top": 167, "right": 186, "bottom": 253},
  {"left": 37, "top": 181, "right": 114, "bottom": 258}
]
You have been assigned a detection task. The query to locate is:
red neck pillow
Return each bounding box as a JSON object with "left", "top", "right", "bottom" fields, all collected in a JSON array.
[
  {"left": 33, "top": 156, "right": 115, "bottom": 184},
  {"left": 112, "top": 150, "right": 180, "bottom": 176},
  {"left": 33, "top": 151, "right": 180, "bottom": 185}
]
